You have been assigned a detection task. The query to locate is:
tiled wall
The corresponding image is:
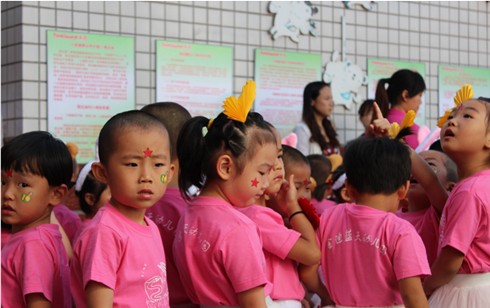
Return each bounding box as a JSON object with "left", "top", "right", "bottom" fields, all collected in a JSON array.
[{"left": 2, "top": 1, "right": 489, "bottom": 143}]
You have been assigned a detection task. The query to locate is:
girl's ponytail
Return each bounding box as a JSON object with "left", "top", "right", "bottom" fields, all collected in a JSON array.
[
  {"left": 177, "top": 116, "right": 209, "bottom": 199},
  {"left": 375, "top": 78, "right": 391, "bottom": 118}
]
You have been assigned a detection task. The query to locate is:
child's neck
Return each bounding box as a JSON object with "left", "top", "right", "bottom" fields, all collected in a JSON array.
[
  {"left": 109, "top": 200, "right": 147, "bottom": 225},
  {"left": 12, "top": 208, "right": 51, "bottom": 234},
  {"left": 354, "top": 193, "right": 399, "bottom": 213},
  {"left": 452, "top": 152, "right": 490, "bottom": 181}
]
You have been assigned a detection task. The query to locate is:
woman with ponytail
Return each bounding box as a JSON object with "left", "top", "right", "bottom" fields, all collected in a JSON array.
[{"left": 375, "top": 69, "right": 426, "bottom": 149}]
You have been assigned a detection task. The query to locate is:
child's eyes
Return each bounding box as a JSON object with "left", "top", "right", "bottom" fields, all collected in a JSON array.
[
  {"left": 154, "top": 163, "right": 165, "bottom": 167},
  {"left": 18, "top": 182, "right": 29, "bottom": 188},
  {"left": 463, "top": 114, "right": 473, "bottom": 119},
  {"left": 125, "top": 162, "right": 138, "bottom": 167},
  {"left": 258, "top": 171, "right": 265, "bottom": 176}
]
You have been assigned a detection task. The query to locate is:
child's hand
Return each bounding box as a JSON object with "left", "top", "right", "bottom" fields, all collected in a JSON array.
[
  {"left": 275, "top": 174, "right": 301, "bottom": 215},
  {"left": 368, "top": 102, "right": 391, "bottom": 137}
]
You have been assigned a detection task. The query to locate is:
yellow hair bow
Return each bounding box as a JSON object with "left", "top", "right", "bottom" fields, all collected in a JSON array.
[
  {"left": 222, "top": 80, "right": 256, "bottom": 123},
  {"left": 388, "top": 110, "right": 416, "bottom": 138},
  {"left": 437, "top": 84, "right": 474, "bottom": 128}
]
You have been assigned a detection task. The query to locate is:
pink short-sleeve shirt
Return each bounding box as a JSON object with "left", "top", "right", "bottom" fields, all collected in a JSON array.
[
  {"left": 311, "top": 198, "right": 337, "bottom": 216},
  {"left": 146, "top": 188, "right": 194, "bottom": 306},
  {"left": 239, "top": 205, "right": 304, "bottom": 300},
  {"left": 2, "top": 224, "right": 71, "bottom": 308},
  {"left": 439, "top": 169, "right": 490, "bottom": 274},
  {"left": 317, "top": 203, "right": 430, "bottom": 307},
  {"left": 53, "top": 203, "right": 82, "bottom": 245},
  {"left": 396, "top": 207, "right": 440, "bottom": 266},
  {"left": 173, "top": 196, "right": 270, "bottom": 306},
  {"left": 387, "top": 108, "right": 420, "bottom": 149},
  {"left": 71, "top": 204, "right": 169, "bottom": 307}
]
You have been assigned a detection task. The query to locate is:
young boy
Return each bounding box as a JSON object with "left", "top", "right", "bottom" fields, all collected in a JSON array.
[
  {"left": 70, "top": 110, "right": 175, "bottom": 307},
  {"left": 301, "top": 137, "right": 430, "bottom": 308},
  {"left": 2, "top": 131, "right": 73, "bottom": 307},
  {"left": 141, "top": 102, "right": 197, "bottom": 307}
]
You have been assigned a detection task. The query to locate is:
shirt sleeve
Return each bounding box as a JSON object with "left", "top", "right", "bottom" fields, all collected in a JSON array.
[
  {"left": 293, "top": 123, "right": 311, "bottom": 156},
  {"left": 76, "top": 225, "right": 124, "bottom": 290},
  {"left": 219, "top": 226, "right": 268, "bottom": 293},
  {"left": 19, "top": 240, "right": 56, "bottom": 302},
  {"left": 392, "top": 226, "right": 431, "bottom": 280},
  {"left": 440, "top": 190, "right": 482, "bottom": 255},
  {"left": 253, "top": 210, "right": 301, "bottom": 260}
]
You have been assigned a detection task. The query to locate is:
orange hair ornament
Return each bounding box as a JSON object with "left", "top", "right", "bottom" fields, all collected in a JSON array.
[
  {"left": 388, "top": 110, "right": 416, "bottom": 139},
  {"left": 437, "top": 84, "right": 474, "bottom": 128},
  {"left": 222, "top": 80, "right": 256, "bottom": 123}
]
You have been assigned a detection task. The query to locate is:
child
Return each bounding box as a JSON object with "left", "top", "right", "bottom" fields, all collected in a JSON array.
[
  {"left": 1, "top": 131, "right": 73, "bottom": 307},
  {"left": 358, "top": 99, "right": 375, "bottom": 136},
  {"left": 240, "top": 123, "right": 320, "bottom": 307},
  {"left": 173, "top": 80, "right": 277, "bottom": 306},
  {"left": 302, "top": 137, "right": 430, "bottom": 307},
  {"left": 307, "top": 154, "right": 336, "bottom": 215},
  {"left": 397, "top": 150, "right": 458, "bottom": 266},
  {"left": 141, "top": 102, "right": 197, "bottom": 307},
  {"left": 70, "top": 110, "right": 175, "bottom": 307},
  {"left": 282, "top": 145, "right": 313, "bottom": 201},
  {"left": 423, "top": 95, "right": 490, "bottom": 306},
  {"left": 75, "top": 160, "right": 110, "bottom": 220}
]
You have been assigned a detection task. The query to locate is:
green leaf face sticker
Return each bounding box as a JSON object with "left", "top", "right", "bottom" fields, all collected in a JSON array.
[
  {"left": 160, "top": 173, "right": 168, "bottom": 184},
  {"left": 21, "top": 192, "right": 32, "bottom": 203}
]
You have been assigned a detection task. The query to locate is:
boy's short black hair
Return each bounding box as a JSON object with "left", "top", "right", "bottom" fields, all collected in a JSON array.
[
  {"left": 343, "top": 137, "right": 411, "bottom": 194},
  {"left": 98, "top": 110, "right": 169, "bottom": 165},
  {"left": 1, "top": 131, "right": 73, "bottom": 187},
  {"left": 141, "top": 102, "right": 191, "bottom": 160},
  {"left": 283, "top": 145, "right": 310, "bottom": 169},
  {"left": 307, "top": 154, "right": 332, "bottom": 201}
]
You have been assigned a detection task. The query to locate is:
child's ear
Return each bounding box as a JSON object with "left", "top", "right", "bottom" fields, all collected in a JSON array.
[
  {"left": 344, "top": 179, "right": 357, "bottom": 201},
  {"left": 49, "top": 184, "right": 68, "bottom": 206},
  {"left": 340, "top": 187, "right": 351, "bottom": 203},
  {"left": 91, "top": 162, "right": 108, "bottom": 184},
  {"left": 445, "top": 181, "right": 456, "bottom": 193},
  {"left": 216, "top": 154, "right": 233, "bottom": 180},
  {"left": 165, "top": 163, "right": 176, "bottom": 184},
  {"left": 84, "top": 193, "right": 96, "bottom": 207},
  {"left": 397, "top": 180, "right": 411, "bottom": 200}
]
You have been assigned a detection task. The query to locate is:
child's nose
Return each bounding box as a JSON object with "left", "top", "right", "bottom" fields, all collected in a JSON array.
[
  {"left": 138, "top": 165, "right": 153, "bottom": 183},
  {"left": 2, "top": 183, "right": 15, "bottom": 200}
]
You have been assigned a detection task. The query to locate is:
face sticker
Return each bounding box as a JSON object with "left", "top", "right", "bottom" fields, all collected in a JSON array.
[
  {"left": 5, "top": 170, "right": 13, "bottom": 177},
  {"left": 160, "top": 172, "right": 168, "bottom": 184},
  {"left": 143, "top": 147, "right": 153, "bottom": 157},
  {"left": 303, "top": 179, "right": 309, "bottom": 186},
  {"left": 21, "top": 192, "right": 32, "bottom": 203},
  {"left": 251, "top": 178, "right": 259, "bottom": 187},
  {"left": 457, "top": 104, "right": 464, "bottom": 110}
]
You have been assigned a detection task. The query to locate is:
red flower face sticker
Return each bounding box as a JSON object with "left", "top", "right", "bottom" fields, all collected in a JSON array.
[
  {"left": 143, "top": 148, "right": 153, "bottom": 157},
  {"left": 5, "top": 170, "right": 13, "bottom": 177},
  {"left": 251, "top": 178, "right": 259, "bottom": 187}
]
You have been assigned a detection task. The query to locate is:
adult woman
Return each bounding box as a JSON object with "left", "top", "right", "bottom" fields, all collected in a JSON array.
[
  {"left": 375, "top": 69, "right": 426, "bottom": 149},
  {"left": 293, "top": 81, "right": 341, "bottom": 156}
]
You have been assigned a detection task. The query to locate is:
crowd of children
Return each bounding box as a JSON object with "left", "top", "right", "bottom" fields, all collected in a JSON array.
[{"left": 2, "top": 80, "right": 489, "bottom": 308}]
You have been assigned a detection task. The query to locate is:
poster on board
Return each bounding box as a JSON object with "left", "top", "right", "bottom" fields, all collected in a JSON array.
[
  {"left": 438, "top": 65, "right": 490, "bottom": 116},
  {"left": 367, "top": 58, "right": 426, "bottom": 126},
  {"left": 254, "top": 48, "right": 322, "bottom": 137},
  {"left": 156, "top": 40, "right": 233, "bottom": 118},
  {"left": 47, "top": 30, "right": 135, "bottom": 163}
]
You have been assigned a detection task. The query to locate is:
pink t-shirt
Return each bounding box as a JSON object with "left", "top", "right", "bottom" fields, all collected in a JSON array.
[
  {"left": 239, "top": 205, "right": 304, "bottom": 301},
  {"left": 311, "top": 198, "right": 337, "bottom": 216},
  {"left": 173, "top": 196, "right": 270, "bottom": 306},
  {"left": 317, "top": 203, "right": 430, "bottom": 307},
  {"left": 53, "top": 203, "right": 82, "bottom": 245},
  {"left": 71, "top": 204, "right": 169, "bottom": 307},
  {"left": 438, "top": 169, "right": 490, "bottom": 274},
  {"left": 387, "top": 108, "right": 420, "bottom": 149},
  {"left": 396, "top": 207, "right": 440, "bottom": 266},
  {"left": 146, "top": 188, "right": 195, "bottom": 306},
  {"left": 1, "top": 224, "right": 71, "bottom": 308}
]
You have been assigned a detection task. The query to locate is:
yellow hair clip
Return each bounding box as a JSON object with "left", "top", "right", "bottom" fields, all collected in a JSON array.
[
  {"left": 438, "top": 84, "right": 474, "bottom": 128},
  {"left": 222, "top": 80, "right": 256, "bottom": 123},
  {"left": 388, "top": 110, "right": 415, "bottom": 138}
]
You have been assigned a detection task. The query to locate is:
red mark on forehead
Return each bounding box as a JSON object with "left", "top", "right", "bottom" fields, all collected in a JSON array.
[
  {"left": 251, "top": 178, "right": 259, "bottom": 187},
  {"left": 5, "top": 170, "right": 13, "bottom": 177},
  {"left": 303, "top": 179, "right": 309, "bottom": 185},
  {"left": 143, "top": 148, "right": 153, "bottom": 157},
  {"left": 457, "top": 104, "right": 464, "bottom": 110}
]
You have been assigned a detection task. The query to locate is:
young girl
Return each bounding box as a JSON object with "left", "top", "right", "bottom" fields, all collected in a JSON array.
[
  {"left": 75, "top": 160, "right": 110, "bottom": 220},
  {"left": 375, "top": 69, "right": 426, "bottom": 149},
  {"left": 2, "top": 131, "right": 73, "bottom": 307},
  {"left": 240, "top": 124, "right": 320, "bottom": 307},
  {"left": 70, "top": 110, "right": 174, "bottom": 307},
  {"left": 173, "top": 81, "right": 277, "bottom": 307},
  {"left": 423, "top": 94, "right": 490, "bottom": 306},
  {"left": 293, "top": 81, "right": 341, "bottom": 156},
  {"left": 307, "top": 154, "right": 336, "bottom": 215}
]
